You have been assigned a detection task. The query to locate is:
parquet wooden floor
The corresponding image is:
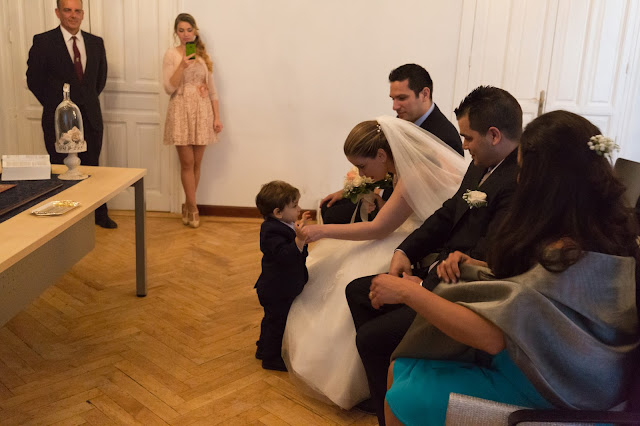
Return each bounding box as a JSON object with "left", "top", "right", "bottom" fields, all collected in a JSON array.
[{"left": 0, "top": 212, "right": 377, "bottom": 425}]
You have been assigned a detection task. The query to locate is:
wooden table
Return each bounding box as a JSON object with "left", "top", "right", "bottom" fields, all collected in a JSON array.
[{"left": 0, "top": 165, "right": 147, "bottom": 326}]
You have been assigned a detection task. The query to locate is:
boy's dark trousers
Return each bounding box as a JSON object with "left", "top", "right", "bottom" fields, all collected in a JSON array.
[{"left": 256, "top": 291, "right": 296, "bottom": 360}]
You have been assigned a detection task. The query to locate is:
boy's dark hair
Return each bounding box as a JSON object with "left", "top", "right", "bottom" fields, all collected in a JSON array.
[
  {"left": 388, "top": 64, "right": 433, "bottom": 99},
  {"left": 256, "top": 180, "right": 300, "bottom": 217}
]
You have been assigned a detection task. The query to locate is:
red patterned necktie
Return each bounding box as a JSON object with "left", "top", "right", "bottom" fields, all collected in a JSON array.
[{"left": 71, "top": 36, "right": 83, "bottom": 82}]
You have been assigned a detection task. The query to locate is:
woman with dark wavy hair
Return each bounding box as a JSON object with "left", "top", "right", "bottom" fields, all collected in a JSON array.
[
  {"left": 162, "top": 13, "right": 223, "bottom": 228},
  {"left": 370, "top": 110, "right": 639, "bottom": 425},
  {"left": 485, "top": 111, "right": 637, "bottom": 278}
]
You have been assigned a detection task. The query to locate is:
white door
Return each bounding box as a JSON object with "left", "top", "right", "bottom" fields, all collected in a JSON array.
[
  {"left": 0, "top": 0, "right": 18, "bottom": 154},
  {"left": 544, "top": 0, "right": 640, "bottom": 144},
  {"left": 454, "top": 0, "right": 640, "bottom": 147},
  {"left": 89, "top": 0, "right": 179, "bottom": 211},
  {"left": 2, "top": 0, "right": 179, "bottom": 212},
  {"left": 453, "top": 0, "right": 558, "bottom": 126}
]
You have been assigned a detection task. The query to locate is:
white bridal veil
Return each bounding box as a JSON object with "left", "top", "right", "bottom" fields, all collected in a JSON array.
[{"left": 376, "top": 115, "right": 468, "bottom": 221}]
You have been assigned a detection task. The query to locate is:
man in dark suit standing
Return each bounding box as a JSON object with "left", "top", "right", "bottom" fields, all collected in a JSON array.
[
  {"left": 321, "top": 64, "right": 463, "bottom": 224},
  {"left": 26, "top": 0, "right": 115, "bottom": 229},
  {"left": 346, "top": 86, "right": 523, "bottom": 424}
]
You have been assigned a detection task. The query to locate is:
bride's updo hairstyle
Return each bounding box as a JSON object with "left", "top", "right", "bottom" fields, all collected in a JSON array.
[
  {"left": 343, "top": 120, "right": 393, "bottom": 160},
  {"left": 488, "top": 110, "right": 639, "bottom": 278}
]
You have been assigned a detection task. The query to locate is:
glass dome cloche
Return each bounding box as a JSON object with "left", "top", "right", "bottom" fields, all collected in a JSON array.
[{"left": 54, "top": 83, "right": 88, "bottom": 180}]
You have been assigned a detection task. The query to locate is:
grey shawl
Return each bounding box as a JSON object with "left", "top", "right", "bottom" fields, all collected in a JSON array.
[{"left": 392, "top": 252, "right": 639, "bottom": 410}]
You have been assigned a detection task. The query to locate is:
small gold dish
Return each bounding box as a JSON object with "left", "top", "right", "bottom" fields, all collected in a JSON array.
[{"left": 32, "top": 200, "right": 81, "bottom": 216}]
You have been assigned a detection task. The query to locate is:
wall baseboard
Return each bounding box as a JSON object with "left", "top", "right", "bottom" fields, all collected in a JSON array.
[{"left": 198, "top": 205, "right": 317, "bottom": 221}]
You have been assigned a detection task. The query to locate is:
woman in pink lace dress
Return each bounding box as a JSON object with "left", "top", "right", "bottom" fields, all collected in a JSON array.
[{"left": 163, "top": 13, "right": 222, "bottom": 228}]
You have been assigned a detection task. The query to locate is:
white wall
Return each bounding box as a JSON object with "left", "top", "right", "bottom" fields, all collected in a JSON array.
[{"left": 179, "top": 0, "right": 464, "bottom": 209}]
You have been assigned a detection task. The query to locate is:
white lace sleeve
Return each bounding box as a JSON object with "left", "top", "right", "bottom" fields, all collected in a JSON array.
[{"left": 162, "top": 48, "right": 180, "bottom": 95}]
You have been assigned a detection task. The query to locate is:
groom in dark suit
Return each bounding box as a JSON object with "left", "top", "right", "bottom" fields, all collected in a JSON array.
[
  {"left": 26, "top": 0, "right": 115, "bottom": 229},
  {"left": 322, "top": 64, "right": 463, "bottom": 224},
  {"left": 346, "top": 86, "right": 523, "bottom": 424}
]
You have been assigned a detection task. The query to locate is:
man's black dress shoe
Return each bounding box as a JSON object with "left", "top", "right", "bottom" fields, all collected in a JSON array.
[
  {"left": 95, "top": 215, "right": 118, "bottom": 229},
  {"left": 262, "top": 357, "right": 287, "bottom": 372}
]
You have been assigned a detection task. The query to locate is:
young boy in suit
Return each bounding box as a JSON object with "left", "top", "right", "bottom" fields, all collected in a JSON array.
[{"left": 254, "top": 181, "right": 310, "bottom": 371}]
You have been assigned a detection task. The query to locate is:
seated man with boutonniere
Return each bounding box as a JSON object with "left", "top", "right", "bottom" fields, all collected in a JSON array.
[{"left": 346, "top": 85, "right": 523, "bottom": 424}]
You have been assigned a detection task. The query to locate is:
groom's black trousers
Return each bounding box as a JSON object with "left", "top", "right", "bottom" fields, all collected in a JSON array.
[
  {"left": 346, "top": 265, "right": 438, "bottom": 425},
  {"left": 346, "top": 275, "right": 417, "bottom": 426}
]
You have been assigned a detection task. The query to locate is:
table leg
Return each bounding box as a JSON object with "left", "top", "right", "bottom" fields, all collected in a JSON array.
[{"left": 134, "top": 177, "right": 147, "bottom": 296}]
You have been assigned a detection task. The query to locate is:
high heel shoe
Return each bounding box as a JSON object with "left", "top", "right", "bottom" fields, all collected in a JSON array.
[
  {"left": 181, "top": 203, "right": 189, "bottom": 225},
  {"left": 188, "top": 210, "right": 200, "bottom": 228}
]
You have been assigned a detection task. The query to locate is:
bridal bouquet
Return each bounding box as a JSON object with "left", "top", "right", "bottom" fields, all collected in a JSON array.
[
  {"left": 342, "top": 166, "right": 392, "bottom": 203},
  {"left": 343, "top": 167, "right": 375, "bottom": 203}
]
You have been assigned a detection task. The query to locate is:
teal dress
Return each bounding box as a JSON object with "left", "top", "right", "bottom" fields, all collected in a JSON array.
[{"left": 386, "top": 350, "right": 553, "bottom": 425}]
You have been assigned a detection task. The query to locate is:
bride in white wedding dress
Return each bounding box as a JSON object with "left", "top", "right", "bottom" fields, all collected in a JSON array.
[{"left": 282, "top": 116, "right": 467, "bottom": 409}]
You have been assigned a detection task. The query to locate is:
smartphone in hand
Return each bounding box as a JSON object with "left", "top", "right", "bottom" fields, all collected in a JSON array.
[{"left": 185, "top": 41, "right": 196, "bottom": 59}]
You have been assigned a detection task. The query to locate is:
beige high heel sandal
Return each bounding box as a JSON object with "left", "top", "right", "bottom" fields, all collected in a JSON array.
[{"left": 188, "top": 210, "right": 200, "bottom": 228}]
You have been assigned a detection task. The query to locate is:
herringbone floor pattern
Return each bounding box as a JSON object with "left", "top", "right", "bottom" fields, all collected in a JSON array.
[{"left": 0, "top": 212, "right": 377, "bottom": 425}]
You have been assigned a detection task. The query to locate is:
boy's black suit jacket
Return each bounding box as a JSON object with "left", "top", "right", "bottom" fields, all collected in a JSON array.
[{"left": 255, "top": 217, "right": 309, "bottom": 300}]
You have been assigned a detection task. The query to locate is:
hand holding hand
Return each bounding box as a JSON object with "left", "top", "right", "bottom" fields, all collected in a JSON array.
[
  {"left": 372, "top": 190, "right": 386, "bottom": 210},
  {"left": 369, "top": 272, "right": 418, "bottom": 309},
  {"left": 295, "top": 211, "right": 311, "bottom": 235},
  {"left": 302, "top": 223, "right": 325, "bottom": 243},
  {"left": 389, "top": 250, "right": 412, "bottom": 277},
  {"left": 294, "top": 211, "right": 311, "bottom": 249},
  {"left": 436, "top": 251, "right": 472, "bottom": 283},
  {"left": 362, "top": 198, "right": 376, "bottom": 214},
  {"left": 321, "top": 190, "right": 343, "bottom": 208}
]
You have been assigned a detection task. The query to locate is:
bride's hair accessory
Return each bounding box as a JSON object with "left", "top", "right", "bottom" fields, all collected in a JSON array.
[
  {"left": 462, "top": 189, "right": 488, "bottom": 208},
  {"left": 344, "top": 121, "right": 390, "bottom": 158},
  {"left": 587, "top": 135, "right": 619, "bottom": 160}
]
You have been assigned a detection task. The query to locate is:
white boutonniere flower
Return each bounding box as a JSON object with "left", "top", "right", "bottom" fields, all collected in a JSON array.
[{"left": 463, "top": 189, "right": 487, "bottom": 208}]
